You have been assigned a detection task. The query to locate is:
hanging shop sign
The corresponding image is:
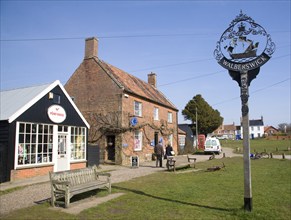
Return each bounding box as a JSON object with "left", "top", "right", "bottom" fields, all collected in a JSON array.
[{"left": 47, "top": 105, "right": 67, "bottom": 123}]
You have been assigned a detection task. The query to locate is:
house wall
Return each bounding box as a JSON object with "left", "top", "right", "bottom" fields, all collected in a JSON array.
[
  {"left": 240, "top": 125, "right": 264, "bottom": 139},
  {"left": 0, "top": 121, "right": 10, "bottom": 182},
  {"left": 65, "top": 58, "right": 178, "bottom": 166},
  {"left": 65, "top": 59, "right": 122, "bottom": 115},
  {"left": 120, "top": 94, "right": 178, "bottom": 165},
  {"left": 11, "top": 165, "right": 53, "bottom": 180},
  {"left": 65, "top": 59, "right": 123, "bottom": 163}
]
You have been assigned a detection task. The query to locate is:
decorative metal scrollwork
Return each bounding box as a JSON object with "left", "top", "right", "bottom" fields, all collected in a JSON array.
[{"left": 214, "top": 10, "right": 275, "bottom": 64}]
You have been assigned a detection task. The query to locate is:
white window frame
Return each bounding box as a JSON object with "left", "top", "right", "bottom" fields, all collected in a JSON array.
[
  {"left": 134, "top": 130, "right": 143, "bottom": 151},
  {"left": 70, "top": 126, "right": 87, "bottom": 161},
  {"left": 179, "top": 135, "right": 185, "bottom": 147},
  {"left": 168, "top": 112, "right": 173, "bottom": 123},
  {"left": 154, "top": 107, "right": 159, "bottom": 121},
  {"left": 15, "top": 122, "right": 54, "bottom": 167},
  {"left": 134, "top": 101, "right": 142, "bottom": 117}
]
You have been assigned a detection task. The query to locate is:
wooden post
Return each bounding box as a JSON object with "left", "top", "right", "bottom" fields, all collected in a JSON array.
[{"left": 241, "top": 71, "right": 252, "bottom": 212}]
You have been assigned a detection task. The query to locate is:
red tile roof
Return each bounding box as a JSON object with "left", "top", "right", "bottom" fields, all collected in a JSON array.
[{"left": 95, "top": 58, "right": 178, "bottom": 111}]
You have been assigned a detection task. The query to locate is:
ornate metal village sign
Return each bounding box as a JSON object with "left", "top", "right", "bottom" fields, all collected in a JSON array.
[
  {"left": 214, "top": 11, "right": 275, "bottom": 212},
  {"left": 214, "top": 10, "right": 275, "bottom": 73}
]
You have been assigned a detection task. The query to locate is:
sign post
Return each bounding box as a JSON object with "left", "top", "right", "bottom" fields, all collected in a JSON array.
[{"left": 214, "top": 11, "right": 275, "bottom": 211}]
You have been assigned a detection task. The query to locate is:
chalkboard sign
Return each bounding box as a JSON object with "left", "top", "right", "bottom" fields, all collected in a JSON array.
[{"left": 131, "top": 156, "right": 139, "bottom": 168}]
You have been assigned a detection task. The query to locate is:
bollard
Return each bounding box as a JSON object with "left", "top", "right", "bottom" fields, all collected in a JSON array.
[
  {"left": 270, "top": 153, "right": 273, "bottom": 159},
  {"left": 223, "top": 152, "right": 226, "bottom": 158},
  {"left": 282, "top": 153, "right": 285, "bottom": 159}
]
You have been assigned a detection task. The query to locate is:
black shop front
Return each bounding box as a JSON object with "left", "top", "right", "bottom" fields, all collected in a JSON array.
[{"left": 0, "top": 80, "right": 89, "bottom": 183}]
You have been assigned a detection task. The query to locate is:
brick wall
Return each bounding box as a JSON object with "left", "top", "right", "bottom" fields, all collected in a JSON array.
[
  {"left": 11, "top": 165, "right": 53, "bottom": 181},
  {"left": 65, "top": 59, "right": 122, "bottom": 115},
  {"left": 70, "top": 162, "right": 87, "bottom": 170},
  {"left": 121, "top": 94, "right": 178, "bottom": 165},
  {"left": 65, "top": 58, "right": 178, "bottom": 166}
]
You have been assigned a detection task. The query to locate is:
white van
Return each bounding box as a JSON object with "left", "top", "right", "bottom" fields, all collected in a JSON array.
[{"left": 204, "top": 137, "right": 222, "bottom": 154}]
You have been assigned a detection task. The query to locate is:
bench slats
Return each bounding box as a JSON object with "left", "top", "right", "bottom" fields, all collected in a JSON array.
[{"left": 49, "top": 166, "right": 111, "bottom": 208}]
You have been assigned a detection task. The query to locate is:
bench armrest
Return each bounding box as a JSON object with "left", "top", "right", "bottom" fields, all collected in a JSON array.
[
  {"left": 51, "top": 180, "right": 71, "bottom": 186},
  {"left": 97, "top": 172, "right": 111, "bottom": 177}
]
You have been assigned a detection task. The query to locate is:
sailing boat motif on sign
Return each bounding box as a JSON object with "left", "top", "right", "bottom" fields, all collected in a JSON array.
[{"left": 225, "top": 23, "right": 259, "bottom": 60}]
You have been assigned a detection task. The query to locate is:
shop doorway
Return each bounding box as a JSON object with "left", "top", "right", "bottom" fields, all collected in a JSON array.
[
  {"left": 56, "top": 134, "right": 69, "bottom": 171},
  {"left": 106, "top": 135, "right": 115, "bottom": 161}
]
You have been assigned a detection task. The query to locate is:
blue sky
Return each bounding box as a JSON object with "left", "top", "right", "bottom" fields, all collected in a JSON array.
[{"left": 1, "top": 0, "right": 290, "bottom": 127}]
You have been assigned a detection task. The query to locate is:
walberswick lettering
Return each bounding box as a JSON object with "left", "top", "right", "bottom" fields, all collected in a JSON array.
[{"left": 219, "top": 53, "right": 270, "bottom": 72}]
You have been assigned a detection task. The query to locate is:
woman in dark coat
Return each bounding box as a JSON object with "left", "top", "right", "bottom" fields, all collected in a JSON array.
[{"left": 165, "top": 144, "right": 174, "bottom": 159}]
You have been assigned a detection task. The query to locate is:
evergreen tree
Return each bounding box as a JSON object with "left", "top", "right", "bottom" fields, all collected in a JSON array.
[{"left": 182, "top": 94, "right": 223, "bottom": 136}]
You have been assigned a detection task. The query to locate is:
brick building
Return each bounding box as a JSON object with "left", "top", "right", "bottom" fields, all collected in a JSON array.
[
  {"left": 65, "top": 37, "right": 178, "bottom": 166},
  {"left": 264, "top": 126, "right": 279, "bottom": 136},
  {"left": 212, "top": 123, "right": 236, "bottom": 140}
]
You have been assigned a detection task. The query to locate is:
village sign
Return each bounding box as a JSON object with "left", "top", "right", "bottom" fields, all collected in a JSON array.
[
  {"left": 214, "top": 11, "right": 275, "bottom": 212},
  {"left": 214, "top": 10, "right": 275, "bottom": 86}
]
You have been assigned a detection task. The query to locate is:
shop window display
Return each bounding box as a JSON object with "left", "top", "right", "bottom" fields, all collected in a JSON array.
[
  {"left": 18, "top": 123, "right": 53, "bottom": 165},
  {"left": 70, "top": 126, "right": 86, "bottom": 160}
]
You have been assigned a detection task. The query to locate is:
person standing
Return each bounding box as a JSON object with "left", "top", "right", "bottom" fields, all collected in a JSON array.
[
  {"left": 165, "top": 144, "right": 174, "bottom": 159},
  {"left": 154, "top": 140, "right": 164, "bottom": 167}
]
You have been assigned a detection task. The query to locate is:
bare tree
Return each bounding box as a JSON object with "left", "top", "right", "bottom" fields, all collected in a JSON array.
[{"left": 86, "top": 111, "right": 174, "bottom": 143}]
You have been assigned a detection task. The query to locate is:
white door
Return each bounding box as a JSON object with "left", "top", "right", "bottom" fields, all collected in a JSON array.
[{"left": 57, "top": 134, "right": 69, "bottom": 171}]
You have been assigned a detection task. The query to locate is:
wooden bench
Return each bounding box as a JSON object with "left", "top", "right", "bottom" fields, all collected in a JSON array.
[
  {"left": 187, "top": 155, "right": 197, "bottom": 168},
  {"left": 166, "top": 156, "right": 176, "bottom": 172},
  {"left": 49, "top": 166, "right": 111, "bottom": 208}
]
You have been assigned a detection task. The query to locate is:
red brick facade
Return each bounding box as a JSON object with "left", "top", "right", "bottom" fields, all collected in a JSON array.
[
  {"left": 11, "top": 166, "right": 53, "bottom": 181},
  {"left": 10, "top": 162, "right": 87, "bottom": 181},
  {"left": 65, "top": 37, "right": 178, "bottom": 165}
]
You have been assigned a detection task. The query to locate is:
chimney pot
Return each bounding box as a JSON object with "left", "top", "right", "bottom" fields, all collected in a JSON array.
[
  {"left": 85, "top": 37, "right": 98, "bottom": 59},
  {"left": 148, "top": 72, "right": 157, "bottom": 88}
]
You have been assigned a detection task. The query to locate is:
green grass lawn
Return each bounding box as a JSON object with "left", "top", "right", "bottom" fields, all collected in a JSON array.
[
  {"left": 2, "top": 157, "right": 290, "bottom": 220},
  {"left": 221, "top": 139, "right": 291, "bottom": 155}
]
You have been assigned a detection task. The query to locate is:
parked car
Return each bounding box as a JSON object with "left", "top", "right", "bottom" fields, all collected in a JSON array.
[
  {"left": 215, "top": 135, "right": 228, "bottom": 140},
  {"left": 204, "top": 137, "right": 222, "bottom": 154}
]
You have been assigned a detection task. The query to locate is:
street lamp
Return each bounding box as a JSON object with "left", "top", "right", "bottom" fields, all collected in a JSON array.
[{"left": 214, "top": 11, "right": 275, "bottom": 211}]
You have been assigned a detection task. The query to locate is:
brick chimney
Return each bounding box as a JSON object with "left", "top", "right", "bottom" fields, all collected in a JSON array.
[
  {"left": 85, "top": 37, "right": 98, "bottom": 59},
  {"left": 148, "top": 72, "right": 157, "bottom": 88}
]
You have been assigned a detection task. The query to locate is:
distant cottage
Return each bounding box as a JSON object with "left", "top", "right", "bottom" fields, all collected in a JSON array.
[
  {"left": 213, "top": 117, "right": 265, "bottom": 140},
  {"left": 65, "top": 37, "right": 178, "bottom": 165},
  {"left": 239, "top": 116, "right": 265, "bottom": 139}
]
